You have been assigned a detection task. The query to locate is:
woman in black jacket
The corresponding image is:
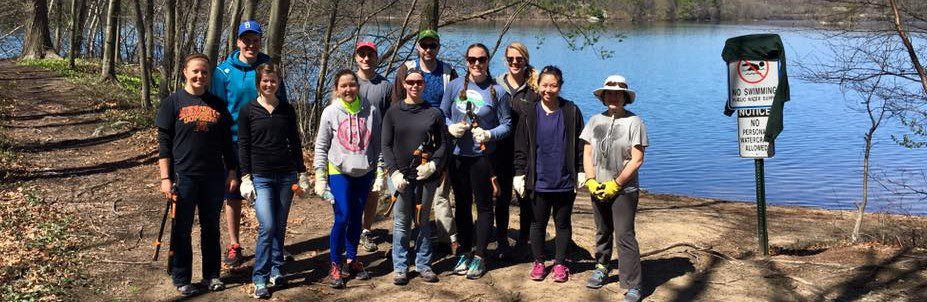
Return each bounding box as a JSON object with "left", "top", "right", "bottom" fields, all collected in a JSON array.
[
  {"left": 236, "top": 63, "right": 309, "bottom": 298},
  {"left": 493, "top": 42, "right": 540, "bottom": 258},
  {"left": 512, "top": 66, "right": 584, "bottom": 283}
]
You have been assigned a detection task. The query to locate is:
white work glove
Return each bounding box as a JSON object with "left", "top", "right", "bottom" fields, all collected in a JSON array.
[
  {"left": 298, "top": 172, "right": 311, "bottom": 192},
  {"left": 416, "top": 161, "right": 437, "bottom": 180},
  {"left": 577, "top": 172, "right": 587, "bottom": 188},
  {"left": 513, "top": 175, "right": 526, "bottom": 197},
  {"left": 391, "top": 171, "right": 409, "bottom": 193},
  {"left": 314, "top": 169, "right": 328, "bottom": 197},
  {"left": 448, "top": 122, "right": 470, "bottom": 138},
  {"left": 371, "top": 168, "right": 386, "bottom": 192},
  {"left": 472, "top": 127, "right": 491, "bottom": 143},
  {"left": 240, "top": 174, "right": 256, "bottom": 201}
]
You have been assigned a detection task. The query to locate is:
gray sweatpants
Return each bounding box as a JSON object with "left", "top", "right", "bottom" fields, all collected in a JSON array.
[{"left": 592, "top": 190, "right": 641, "bottom": 290}]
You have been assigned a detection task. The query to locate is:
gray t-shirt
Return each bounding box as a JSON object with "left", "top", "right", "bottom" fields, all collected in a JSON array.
[
  {"left": 359, "top": 74, "right": 393, "bottom": 118},
  {"left": 579, "top": 110, "right": 649, "bottom": 192}
]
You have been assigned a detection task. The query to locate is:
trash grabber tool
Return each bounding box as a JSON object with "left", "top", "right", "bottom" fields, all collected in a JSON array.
[
  {"left": 166, "top": 192, "right": 177, "bottom": 275},
  {"left": 152, "top": 195, "right": 173, "bottom": 261}
]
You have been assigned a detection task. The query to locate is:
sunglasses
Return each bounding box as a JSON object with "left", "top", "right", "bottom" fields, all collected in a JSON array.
[
  {"left": 419, "top": 42, "right": 439, "bottom": 50},
  {"left": 506, "top": 56, "right": 525, "bottom": 64},
  {"left": 466, "top": 56, "right": 488, "bottom": 64},
  {"left": 404, "top": 79, "right": 425, "bottom": 86}
]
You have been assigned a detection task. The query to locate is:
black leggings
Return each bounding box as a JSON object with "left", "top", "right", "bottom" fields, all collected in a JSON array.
[
  {"left": 450, "top": 155, "right": 494, "bottom": 257},
  {"left": 530, "top": 191, "right": 575, "bottom": 264}
]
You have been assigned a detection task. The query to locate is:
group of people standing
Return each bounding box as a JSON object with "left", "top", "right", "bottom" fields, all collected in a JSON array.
[{"left": 155, "top": 20, "right": 648, "bottom": 302}]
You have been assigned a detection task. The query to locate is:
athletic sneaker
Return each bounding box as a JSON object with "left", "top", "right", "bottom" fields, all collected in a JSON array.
[
  {"left": 394, "top": 271, "right": 409, "bottom": 285},
  {"left": 283, "top": 249, "right": 295, "bottom": 262},
  {"left": 552, "top": 264, "right": 570, "bottom": 282},
  {"left": 453, "top": 254, "right": 472, "bottom": 275},
  {"left": 176, "top": 284, "right": 199, "bottom": 296},
  {"left": 624, "top": 288, "right": 642, "bottom": 302},
  {"left": 529, "top": 261, "right": 546, "bottom": 281},
  {"left": 269, "top": 274, "right": 286, "bottom": 288},
  {"left": 348, "top": 261, "right": 370, "bottom": 280},
  {"left": 419, "top": 268, "right": 439, "bottom": 283},
  {"left": 204, "top": 278, "right": 224, "bottom": 291},
  {"left": 329, "top": 262, "right": 345, "bottom": 289},
  {"left": 253, "top": 283, "right": 270, "bottom": 299},
  {"left": 360, "top": 230, "right": 378, "bottom": 252},
  {"left": 586, "top": 264, "right": 608, "bottom": 288},
  {"left": 466, "top": 256, "right": 486, "bottom": 280},
  {"left": 224, "top": 243, "right": 243, "bottom": 266}
]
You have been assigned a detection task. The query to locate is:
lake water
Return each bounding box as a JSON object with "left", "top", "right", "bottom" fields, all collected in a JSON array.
[
  {"left": 4, "top": 22, "right": 925, "bottom": 214},
  {"left": 431, "top": 22, "right": 926, "bottom": 215}
]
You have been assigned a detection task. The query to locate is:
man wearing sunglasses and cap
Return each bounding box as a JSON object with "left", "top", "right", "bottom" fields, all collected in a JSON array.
[
  {"left": 392, "top": 29, "right": 460, "bottom": 256},
  {"left": 354, "top": 41, "right": 392, "bottom": 253},
  {"left": 210, "top": 20, "right": 290, "bottom": 268}
]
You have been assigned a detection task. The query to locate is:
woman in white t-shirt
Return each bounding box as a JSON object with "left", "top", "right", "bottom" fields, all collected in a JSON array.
[{"left": 579, "top": 74, "right": 648, "bottom": 302}]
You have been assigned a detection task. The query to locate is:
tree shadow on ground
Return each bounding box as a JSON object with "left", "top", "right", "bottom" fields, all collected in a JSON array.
[
  {"left": 2, "top": 150, "right": 157, "bottom": 182},
  {"left": 640, "top": 256, "right": 698, "bottom": 301},
  {"left": 0, "top": 118, "right": 102, "bottom": 128},
  {"left": 14, "top": 128, "right": 139, "bottom": 152},
  {"left": 814, "top": 247, "right": 927, "bottom": 302},
  {"left": 1, "top": 107, "right": 109, "bottom": 121}
]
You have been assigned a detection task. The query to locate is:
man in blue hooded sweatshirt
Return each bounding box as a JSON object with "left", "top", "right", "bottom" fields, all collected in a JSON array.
[{"left": 210, "top": 20, "right": 288, "bottom": 267}]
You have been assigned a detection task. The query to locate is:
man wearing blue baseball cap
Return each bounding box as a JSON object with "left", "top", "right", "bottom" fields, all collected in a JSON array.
[{"left": 210, "top": 20, "right": 289, "bottom": 268}]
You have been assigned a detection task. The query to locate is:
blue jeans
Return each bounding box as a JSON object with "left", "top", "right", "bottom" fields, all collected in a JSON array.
[
  {"left": 328, "top": 172, "right": 375, "bottom": 264},
  {"left": 392, "top": 179, "right": 438, "bottom": 273},
  {"left": 251, "top": 172, "right": 297, "bottom": 284},
  {"left": 171, "top": 172, "right": 225, "bottom": 286}
]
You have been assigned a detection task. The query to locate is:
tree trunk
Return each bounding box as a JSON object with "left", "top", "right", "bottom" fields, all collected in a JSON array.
[
  {"left": 85, "top": 0, "right": 100, "bottom": 58},
  {"left": 313, "top": 0, "right": 338, "bottom": 105},
  {"left": 53, "top": 0, "right": 63, "bottom": 51},
  {"left": 242, "top": 0, "right": 256, "bottom": 20},
  {"left": 419, "top": 0, "right": 438, "bottom": 31},
  {"left": 265, "top": 0, "right": 290, "bottom": 64},
  {"left": 144, "top": 0, "right": 153, "bottom": 68},
  {"left": 851, "top": 134, "right": 873, "bottom": 242},
  {"left": 159, "top": 0, "right": 175, "bottom": 99},
  {"left": 131, "top": 0, "right": 151, "bottom": 108},
  {"left": 171, "top": 0, "right": 181, "bottom": 89},
  {"left": 100, "top": 0, "right": 118, "bottom": 81},
  {"left": 888, "top": 0, "right": 927, "bottom": 95},
  {"left": 225, "top": 0, "right": 242, "bottom": 56},
  {"left": 182, "top": 0, "right": 202, "bottom": 54},
  {"left": 68, "top": 0, "right": 86, "bottom": 68},
  {"left": 22, "top": 0, "right": 58, "bottom": 59},
  {"left": 203, "top": 0, "right": 224, "bottom": 70}
]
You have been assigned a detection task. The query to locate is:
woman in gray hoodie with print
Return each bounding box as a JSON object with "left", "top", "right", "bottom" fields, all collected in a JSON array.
[{"left": 313, "top": 69, "right": 381, "bottom": 289}]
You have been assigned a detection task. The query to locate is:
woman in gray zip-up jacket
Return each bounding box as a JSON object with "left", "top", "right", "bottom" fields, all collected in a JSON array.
[{"left": 313, "top": 69, "right": 381, "bottom": 289}]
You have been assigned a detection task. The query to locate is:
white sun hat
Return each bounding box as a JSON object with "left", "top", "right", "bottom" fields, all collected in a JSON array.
[{"left": 593, "top": 74, "right": 636, "bottom": 103}]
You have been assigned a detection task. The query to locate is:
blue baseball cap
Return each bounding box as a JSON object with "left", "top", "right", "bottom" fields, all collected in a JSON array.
[{"left": 238, "top": 20, "right": 263, "bottom": 37}]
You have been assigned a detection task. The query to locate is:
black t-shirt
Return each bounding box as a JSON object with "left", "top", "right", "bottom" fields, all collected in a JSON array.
[
  {"left": 237, "top": 99, "right": 307, "bottom": 176},
  {"left": 381, "top": 101, "right": 447, "bottom": 181},
  {"left": 156, "top": 89, "right": 237, "bottom": 176}
]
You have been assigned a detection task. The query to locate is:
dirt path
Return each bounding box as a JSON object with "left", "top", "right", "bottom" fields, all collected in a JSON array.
[{"left": 2, "top": 60, "right": 926, "bottom": 301}]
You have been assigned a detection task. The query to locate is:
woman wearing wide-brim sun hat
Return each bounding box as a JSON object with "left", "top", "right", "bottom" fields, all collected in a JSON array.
[{"left": 580, "top": 74, "right": 648, "bottom": 302}]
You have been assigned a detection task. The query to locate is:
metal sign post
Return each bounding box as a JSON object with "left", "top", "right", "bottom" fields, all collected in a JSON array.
[
  {"left": 754, "top": 158, "right": 768, "bottom": 256},
  {"left": 723, "top": 34, "right": 789, "bottom": 257}
]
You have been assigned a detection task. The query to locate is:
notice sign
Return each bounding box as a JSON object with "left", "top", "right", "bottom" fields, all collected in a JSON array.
[
  {"left": 737, "top": 108, "right": 775, "bottom": 158},
  {"left": 728, "top": 60, "right": 779, "bottom": 109}
]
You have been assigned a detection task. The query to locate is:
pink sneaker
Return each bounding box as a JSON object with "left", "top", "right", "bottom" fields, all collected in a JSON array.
[
  {"left": 529, "top": 261, "right": 546, "bottom": 281},
  {"left": 552, "top": 264, "right": 570, "bottom": 282}
]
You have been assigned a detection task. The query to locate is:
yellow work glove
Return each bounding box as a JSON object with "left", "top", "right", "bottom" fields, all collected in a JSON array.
[
  {"left": 597, "top": 180, "right": 622, "bottom": 200},
  {"left": 585, "top": 179, "right": 606, "bottom": 201}
]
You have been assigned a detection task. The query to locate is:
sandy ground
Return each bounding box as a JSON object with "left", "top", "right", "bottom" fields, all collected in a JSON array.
[{"left": 2, "top": 60, "right": 926, "bottom": 301}]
